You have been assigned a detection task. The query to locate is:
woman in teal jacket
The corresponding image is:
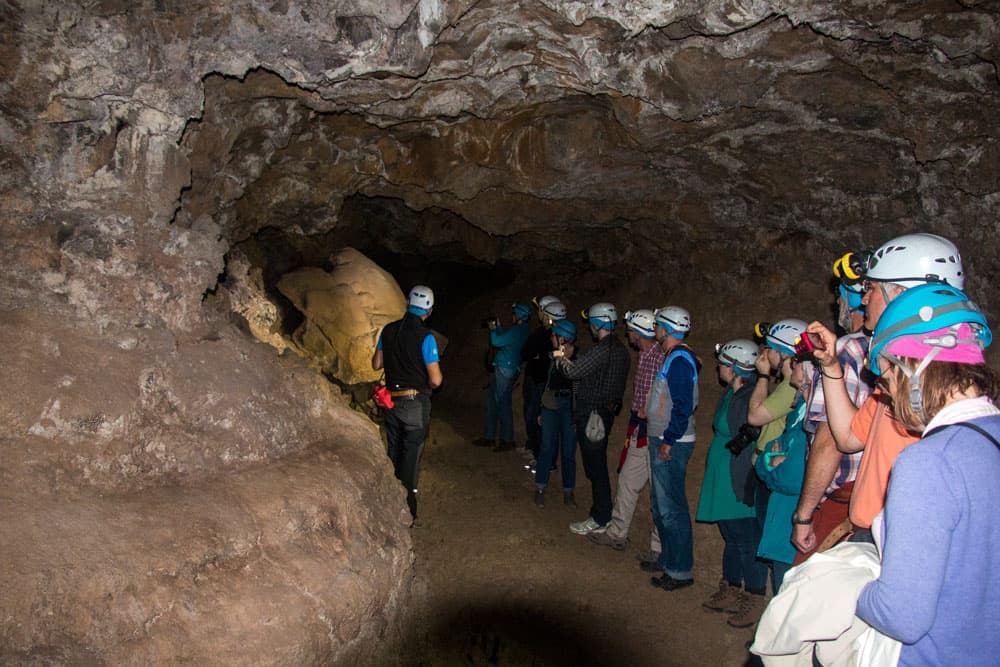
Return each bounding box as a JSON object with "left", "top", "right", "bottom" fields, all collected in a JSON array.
[{"left": 754, "top": 358, "right": 809, "bottom": 593}]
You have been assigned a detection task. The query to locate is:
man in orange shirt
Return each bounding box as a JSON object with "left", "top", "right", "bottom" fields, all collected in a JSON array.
[{"left": 800, "top": 233, "right": 965, "bottom": 544}]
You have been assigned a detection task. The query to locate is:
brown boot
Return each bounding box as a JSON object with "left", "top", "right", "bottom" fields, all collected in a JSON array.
[
  {"left": 702, "top": 581, "right": 742, "bottom": 613},
  {"left": 727, "top": 591, "right": 767, "bottom": 628}
]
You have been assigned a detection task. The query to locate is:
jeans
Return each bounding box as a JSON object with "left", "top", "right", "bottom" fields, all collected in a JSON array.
[
  {"left": 771, "top": 559, "right": 792, "bottom": 594},
  {"left": 577, "top": 408, "right": 615, "bottom": 526},
  {"left": 718, "top": 517, "right": 767, "bottom": 595},
  {"left": 522, "top": 376, "right": 545, "bottom": 456},
  {"left": 382, "top": 393, "right": 431, "bottom": 519},
  {"left": 536, "top": 395, "right": 576, "bottom": 491},
  {"left": 649, "top": 437, "right": 694, "bottom": 580},
  {"left": 485, "top": 366, "right": 518, "bottom": 442}
]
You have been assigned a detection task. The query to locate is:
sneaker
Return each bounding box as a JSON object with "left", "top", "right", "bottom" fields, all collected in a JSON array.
[
  {"left": 588, "top": 531, "right": 627, "bottom": 550},
  {"left": 702, "top": 581, "right": 742, "bottom": 613},
  {"left": 569, "top": 517, "right": 607, "bottom": 535},
  {"left": 534, "top": 488, "right": 545, "bottom": 508},
  {"left": 563, "top": 490, "right": 577, "bottom": 507},
  {"left": 727, "top": 592, "right": 766, "bottom": 628},
  {"left": 650, "top": 573, "right": 694, "bottom": 591}
]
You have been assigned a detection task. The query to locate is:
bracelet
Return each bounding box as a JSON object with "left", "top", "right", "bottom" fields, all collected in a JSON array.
[
  {"left": 755, "top": 372, "right": 769, "bottom": 381},
  {"left": 791, "top": 512, "right": 814, "bottom": 526},
  {"left": 820, "top": 367, "right": 844, "bottom": 380}
]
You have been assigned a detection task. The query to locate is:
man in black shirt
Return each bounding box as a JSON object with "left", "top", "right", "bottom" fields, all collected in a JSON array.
[
  {"left": 556, "top": 302, "right": 630, "bottom": 536},
  {"left": 372, "top": 285, "right": 443, "bottom": 521}
]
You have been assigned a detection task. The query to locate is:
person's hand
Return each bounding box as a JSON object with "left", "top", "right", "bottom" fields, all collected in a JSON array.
[
  {"left": 792, "top": 523, "right": 817, "bottom": 553},
  {"left": 806, "top": 322, "right": 839, "bottom": 368},
  {"left": 488, "top": 319, "right": 499, "bottom": 330},
  {"left": 768, "top": 439, "right": 786, "bottom": 466},
  {"left": 755, "top": 353, "right": 772, "bottom": 375},
  {"left": 658, "top": 443, "right": 672, "bottom": 461}
]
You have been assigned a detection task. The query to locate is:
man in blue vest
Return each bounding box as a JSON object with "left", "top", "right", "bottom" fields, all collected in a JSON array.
[{"left": 372, "top": 285, "right": 443, "bottom": 521}]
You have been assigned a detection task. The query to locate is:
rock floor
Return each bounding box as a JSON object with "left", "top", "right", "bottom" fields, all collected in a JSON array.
[{"left": 401, "top": 392, "right": 765, "bottom": 667}]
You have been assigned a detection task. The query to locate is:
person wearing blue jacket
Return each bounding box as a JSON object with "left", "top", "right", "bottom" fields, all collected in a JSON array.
[
  {"left": 482, "top": 302, "right": 531, "bottom": 451},
  {"left": 754, "top": 361, "right": 808, "bottom": 596},
  {"left": 644, "top": 306, "right": 700, "bottom": 592}
]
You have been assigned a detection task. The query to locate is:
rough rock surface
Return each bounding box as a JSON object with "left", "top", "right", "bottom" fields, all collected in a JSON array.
[
  {"left": 2, "top": 0, "right": 998, "bottom": 663},
  {"left": 277, "top": 247, "right": 408, "bottom": 385}
]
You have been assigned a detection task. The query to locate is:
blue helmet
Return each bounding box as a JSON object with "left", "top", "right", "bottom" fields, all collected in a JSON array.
[
  {"left": 552, "top": 318, "right": 577, "bottom": 340},
  {"left": 868, "top": 283, "right": 992, "bottom": 377},
  {"left": 512, "top": 302, "right": 532, "bottom": 321},
  {"left": 838, "top": 282, "right": 865, "bottom": 312}
]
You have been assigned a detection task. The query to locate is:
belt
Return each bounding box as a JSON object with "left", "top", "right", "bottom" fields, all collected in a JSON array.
[{"left": 390, "top": 389, "right": 419, "bottom": 398}]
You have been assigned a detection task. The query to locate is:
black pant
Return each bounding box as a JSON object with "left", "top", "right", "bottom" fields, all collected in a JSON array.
[
  {"left": 523, "top": 376, "right": 545, "bottom": 456},
  {"left": 383, "top": 393, "right": 431, "bottom": 519},
  {"left": 576, "top": 409, "right": 615, "bottom": 525}
]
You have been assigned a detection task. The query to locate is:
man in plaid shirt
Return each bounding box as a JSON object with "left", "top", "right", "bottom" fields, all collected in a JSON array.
[
  {"left": 589, "top": 309, "right": 664, "bottom": 556},
  {"left": 556, "top": 302, "right": 630, "bottom": 536},
  {"left": 791, "top": 269, "right": 872, "bottom": 561}
]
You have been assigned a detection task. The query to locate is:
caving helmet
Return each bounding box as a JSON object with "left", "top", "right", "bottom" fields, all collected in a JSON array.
[
  {"left": 654, "top": 306, "right": 691, "bottom": 339},
  {"left": 408, "top": 285, "right": 434, "bottom": 316},
  {"left": 716, "top": 338, "right": 759, "bottom": 378},
  {"left": 584, "top": 302, "right": 617, "bottom": 331},
  {"left": 765, "top": 319, "right": 808, "bottom": 357},
  {"left": 552, "top": 318, "right": 577, "bottom": 341},
  {"left": 624, "top": 309, "right": 656, "bottom": 339},
  {"left": 865, "top": 233, "right": 964, "bottom": 289},
  {"left": 542, "top": 300, "right": 567, "bottom": 321},
  {"left": 512, "top": 302, "right": 532, "bottom": 321}
]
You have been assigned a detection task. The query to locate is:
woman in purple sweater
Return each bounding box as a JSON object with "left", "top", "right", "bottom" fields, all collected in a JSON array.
[{"left": 856, "top": 283, "right": 1000, "bottom": 666}]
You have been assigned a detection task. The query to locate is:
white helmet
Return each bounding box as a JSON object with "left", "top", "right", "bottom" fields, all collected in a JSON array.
[
  {"left": 766, "top": 318, "right": 807, "bottom": 356},
  {"left": 624, "top": 309, "right": 656, "bottom": 338},
  {"left": 866, "top": 233, "right": 964, "bottom": 289},
  {"left": 536, "top": 295, "right": 561, "bottom": 310},
  {"left": 542, "top": 300, "right": 567, "bottom": 320},
  {"left": 654, "top": 306, "right": 691, "bottom": 338},
  {"left": 408, "top": 285, "right": 434, "bottom": 315},
  {"left": 717, "top": 338, "right": 759, "bottom": 375},
  {"left": 585, "top": 302, "right": 617, "bottom": 331}
]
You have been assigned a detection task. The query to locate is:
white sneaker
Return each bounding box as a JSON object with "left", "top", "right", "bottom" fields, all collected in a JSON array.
[{"left": 569, "top": 517, "right": 607, "bottom": 535}]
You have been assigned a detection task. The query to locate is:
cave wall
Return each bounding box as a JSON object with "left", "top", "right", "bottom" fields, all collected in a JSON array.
[{"left": 1, "top": 0, "right": 999, "bottom": 663}]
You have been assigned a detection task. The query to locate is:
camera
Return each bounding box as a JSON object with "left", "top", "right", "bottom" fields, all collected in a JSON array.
[
  {"left": 794, "top": 331, "right": 825, "bottom": 360},
  {"left": 725, "top": 423, "right": 762, "bottom": 456},
  {"left": 479, "top": 316, "right": 499, "bottom": 329}
]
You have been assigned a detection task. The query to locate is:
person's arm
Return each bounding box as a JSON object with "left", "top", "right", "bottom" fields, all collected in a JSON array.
[
  {"left": 426, "top": 361, "right": 443, "bottom": 389},
  {"left": 791, "top": 422, "right": 841, "bottom": 553},
  {"left": 806, "top": 322, "right": 863, "bottom": 452},
  {"left": 422, "top": 333, "right": 443, "bottom": 389},
  {"left": 372, "top": 333, "right": 384, "bottom": 370},
  {"left": 857, "top": 448, "right": 956, "bottom": 643},
  {"left": 556, "top": 343, "right": 601, "bottom": 380},
  {"left": 747, "top": 353, "right": 774, "bottom": 426}
]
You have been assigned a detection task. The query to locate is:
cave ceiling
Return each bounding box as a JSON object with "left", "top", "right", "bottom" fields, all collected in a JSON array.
[{"left": 4, "top": 0, "right": 999, "bottom": 316}]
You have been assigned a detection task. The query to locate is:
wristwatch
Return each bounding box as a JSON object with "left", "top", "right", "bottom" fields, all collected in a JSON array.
[
  {"left": 791, "top": 512, "right": 813, "bottom": 526},
  {"left": 755, "top": 372, "right": 769, "bottom": 381}
]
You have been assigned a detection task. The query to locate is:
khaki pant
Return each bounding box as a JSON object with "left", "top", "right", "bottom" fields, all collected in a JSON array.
[{"left": 605, "top": 441, "right": 661, "bottom": 554}]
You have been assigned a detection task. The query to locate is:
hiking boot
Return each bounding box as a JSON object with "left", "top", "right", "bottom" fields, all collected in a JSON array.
[
  {"left": 534, "top": 488, "right": 545, "bottom": 508},
  {"left": 493, "top": 440, "right": 515, "bottom": 452},
  {"left": 588, "top": 531, "right": 627, "bottom": 550},
  {"left": 651, "top": 574, "right": 694, "bottom": 591},
  {"left": 702, "top": 581, "right": 742, "bottom": 613},
  {"left": 472, "top": 437, "right": 494, "bottom": 448},
  {"left": 727, "top": 592, "right": 766, "bottom": 629},
  {"left": 563, "top": 490, "right": 577, "bottom": 507},
  {"left": 569, "top": 517, "right": 607, "bottom": 535}
]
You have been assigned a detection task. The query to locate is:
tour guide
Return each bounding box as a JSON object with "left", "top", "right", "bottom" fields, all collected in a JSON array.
[{"left": 372, "top": 285, "right": 443, "bottom": 521}]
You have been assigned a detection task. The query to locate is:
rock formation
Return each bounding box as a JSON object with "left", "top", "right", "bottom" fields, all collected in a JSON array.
[{"left": 1, "top": 0, "right": 997, "bottom": 663}]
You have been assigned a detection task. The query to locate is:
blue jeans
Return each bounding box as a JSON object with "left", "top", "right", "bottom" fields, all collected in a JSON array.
[
  {"left": 485, "top": 366, "right": 518, "bottom": 442},
  {"left": 718, "top": 518, "right": 767, "bottom": 595},
  {"left": 536, "top": 395, "right": 576, "bottom": 491},
  {"left": 649, "top": 438, "right": 694, "bottom": 580},
  {"left": 770, "top": 559, "right": 792, "bottom": 594},
  {"left": 522, "top": 376, "right": 545, "bottom": 456}
]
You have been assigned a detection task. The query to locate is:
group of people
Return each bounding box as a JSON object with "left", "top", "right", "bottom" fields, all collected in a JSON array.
[{"left": 372, "top": 230, "right": 1000, "bottom": 666}]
